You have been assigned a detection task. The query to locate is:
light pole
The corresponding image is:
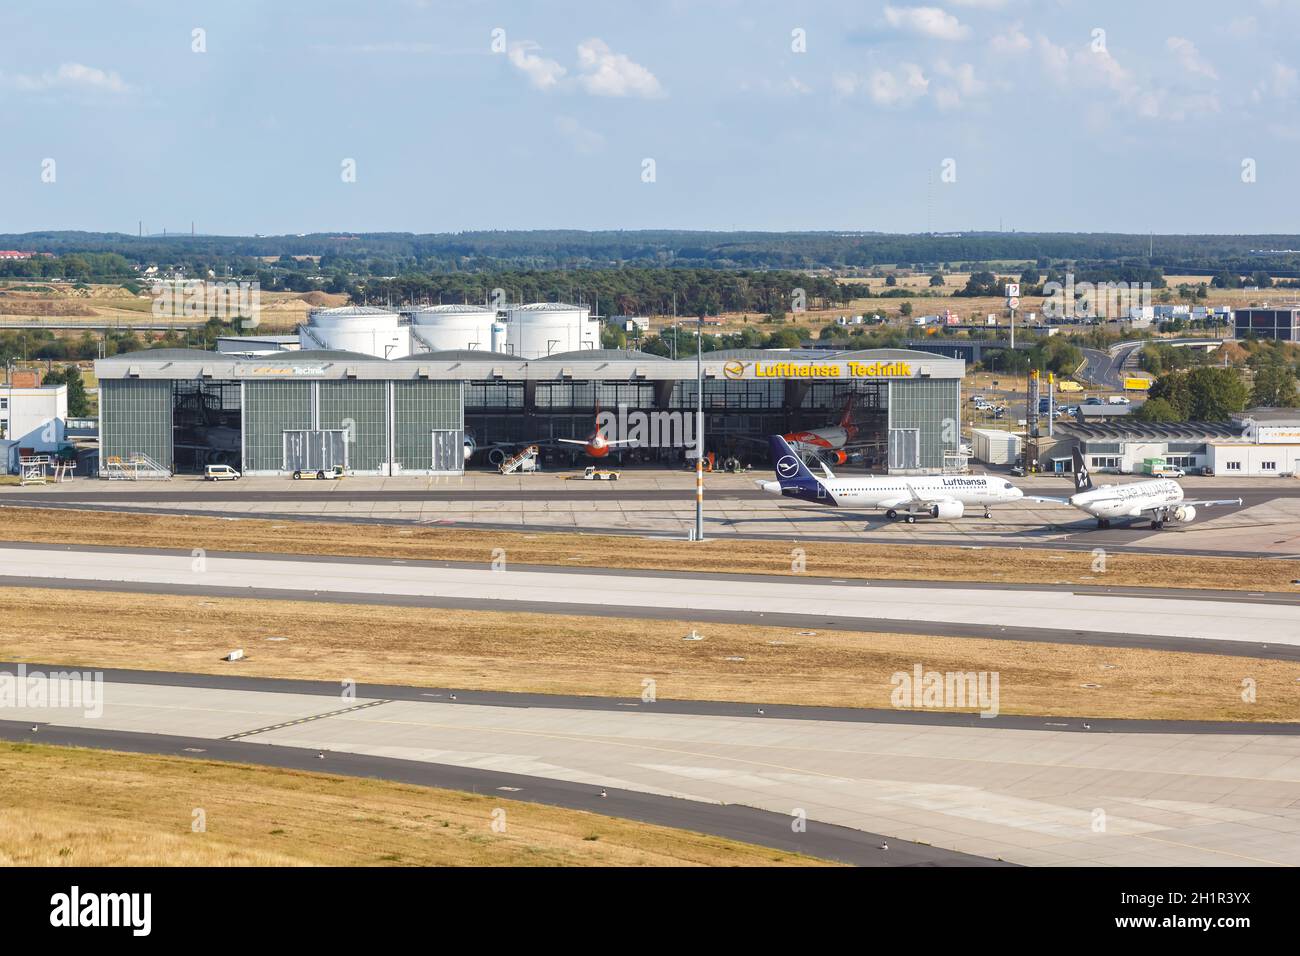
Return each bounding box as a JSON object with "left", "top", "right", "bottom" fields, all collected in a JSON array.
[{"left": 694, "top": 315, "right": 704, "bottom": 542}]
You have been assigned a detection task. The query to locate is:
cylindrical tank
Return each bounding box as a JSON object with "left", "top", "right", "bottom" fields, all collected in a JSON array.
[
  {"left": 302, "top": 306, "right": 409, "bottom": 358},
  {"left": 405, "top": 304, "right": 497, "bottom": 352},
  {"left": 504, "top": 302, "right": 598, "bottom": 358},
  {"left": 491, "top": 321, "right": 507, "bottom": 353}
]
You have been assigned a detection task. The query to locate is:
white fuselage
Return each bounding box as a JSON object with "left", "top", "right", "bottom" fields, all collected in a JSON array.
[
  {"left": 1069, "top": 479, "right": 1183, "bottom": 518},
  {"left": 761, "top": 474, "right": 1023, "bottom": 509}
]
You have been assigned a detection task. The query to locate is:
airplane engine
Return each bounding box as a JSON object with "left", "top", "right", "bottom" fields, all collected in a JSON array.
[
  {"left": 833, "top": 450, "right": 848, "bottom": 465},
  {"left": 1173, "top": 505, "right": 1197, "bottom": 523},
  {"left": 930, "top": 501, "right": 964, "bottom": 519},
  {"left": 487, "top": 447, "right": 506, "bottom": 466}
]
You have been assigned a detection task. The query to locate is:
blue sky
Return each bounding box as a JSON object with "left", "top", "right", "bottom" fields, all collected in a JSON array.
[{"left": 2, "top": 0, "right": 1298, "bottom": 235}]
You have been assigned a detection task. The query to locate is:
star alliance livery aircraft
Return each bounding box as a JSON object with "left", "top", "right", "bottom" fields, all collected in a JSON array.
[
  {"left": 756, "top": 435, "right": 1024, "bottom": 522},
  {"left": 1027, "top": 449, "right": 1242, "bottom": 529}
]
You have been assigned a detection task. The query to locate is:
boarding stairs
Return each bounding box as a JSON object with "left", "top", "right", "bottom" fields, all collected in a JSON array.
[
  {"left": 499, "top": 445, "right": 539, "bottom": 475},
  {"left": 102, "top": 452, "right": 172, "bottom": 480}
]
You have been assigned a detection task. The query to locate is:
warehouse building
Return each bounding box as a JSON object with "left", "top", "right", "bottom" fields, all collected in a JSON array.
[
  {"left": 93, "top": 346, "right": 965, "bottom": 477},
  {"left": 1056, "top": 409, "right": 1300, "bottom": 476},
  {"left": 1235, "top": 308, "right": 1300, "bottom": 341}
]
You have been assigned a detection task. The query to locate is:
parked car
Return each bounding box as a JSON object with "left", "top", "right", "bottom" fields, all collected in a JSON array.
[
  {"left": 1083, "top": 397, "right": 1104, "bottom": 406},
  {"left": 204, "top": 464, "right": 241, "bottom": 481},
  {"left": 1009, "top": 462, "right": 1026, "bottom": 477},
  {"left": 1108, "top": 395, "right": 1132, "bottom": 405},
  {"left": 1151, "top": 465, "right": 1185, "bottom": 478}
]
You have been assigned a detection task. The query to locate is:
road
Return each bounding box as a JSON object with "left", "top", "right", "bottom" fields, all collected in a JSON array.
[
  {"left": 1080, "top": 341, "right": 1147, "bottom": 390},
  {"left": 3, "top": 667, "right": 1297, "bottom": 867},
  {"left": 1, "top": 542, "right": 1298, "bottom": 658}
]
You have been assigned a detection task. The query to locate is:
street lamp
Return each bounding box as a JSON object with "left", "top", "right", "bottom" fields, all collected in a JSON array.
[{"left": 694, "top": 315, "right": 704, "bottom": 542}]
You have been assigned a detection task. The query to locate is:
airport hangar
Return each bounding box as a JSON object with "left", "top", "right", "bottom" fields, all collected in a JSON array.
[{"left": 92, "top": 347, "right": 965, "bottom": 477}]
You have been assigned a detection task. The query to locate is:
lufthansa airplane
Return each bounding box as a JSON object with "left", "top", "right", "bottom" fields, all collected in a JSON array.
[
  {"left": 756, "top": 435, "right": 1024, "bottom": 522},
  {"left": 1027, "top": 449, "right": 1242, "bottom": 529}
]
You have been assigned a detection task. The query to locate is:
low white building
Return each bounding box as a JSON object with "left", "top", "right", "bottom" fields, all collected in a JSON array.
[
  {"left": 1060, "top": 409, "right": 1300, "bottom": 476},
  {"left": 969, "top": 428, "right": 1022, "bottom": 465},
  {"left": 0, "top": 383, "right": 68, "bottom": 472}
]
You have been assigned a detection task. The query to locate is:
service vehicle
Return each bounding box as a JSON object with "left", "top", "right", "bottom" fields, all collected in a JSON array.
[{"left": 291, "top": 465, "right": 345, "bottom": 480}]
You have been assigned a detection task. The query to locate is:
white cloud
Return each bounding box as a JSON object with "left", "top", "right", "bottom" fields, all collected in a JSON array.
[
  {"left": 932, "top": 60, "right": 984, "bottom": 109},
  {"left": 868, "top": 63, "right": 930, "bottom": 106},
  {"left": 575, "top": 38, "right": 663, "bottom": 98},
  {"left": 507, "top": 42, "right": 567, "bottom": 91},
  {"left": 950, "top": 0, "right": 1008, "bottom": 7},
  {"left": 990, "top": 24, "right": 1031, "bottom": 54},
  {"left": 1229, "top": 16, "right": 1258, "bottom": 37},
  {"left": 4, "top": 62, "right": 129, "bottom": 94},
  {"left": 1254, "top": 62, "right": 1298, "bottom": 101},
  {"left": 882, "top": 6, "right": 969, "bottom": 41},
  {"left": 1166, "top": 36, "right": 1217, "bottom": 79},
  {"left": 554, "top": 116, "right": 604, "bottom": 154}
]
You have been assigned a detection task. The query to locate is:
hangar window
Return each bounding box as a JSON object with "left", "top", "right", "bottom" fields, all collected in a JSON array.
[
  {"left": 1090, "top": 456, "right": 1120, "bottom": 469},
  {"left": 1225, "top": 461, "right": 1242, "bottom": 470}
]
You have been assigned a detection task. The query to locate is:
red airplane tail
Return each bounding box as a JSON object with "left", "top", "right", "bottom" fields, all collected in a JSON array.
[{"left": 839, "top": 395, "right": 857, "bottom": 435}]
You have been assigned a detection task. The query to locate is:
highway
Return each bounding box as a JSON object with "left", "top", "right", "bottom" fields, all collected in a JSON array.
[
  {"left": 1, "top": 542, "right": 1298, "bottom": 658},
  {"left": 3, "top": 666, "right": 1297, "bottom": 867}
]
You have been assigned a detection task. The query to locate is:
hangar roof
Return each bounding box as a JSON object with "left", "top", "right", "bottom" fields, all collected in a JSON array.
[{"left": 95, "top": 346, "right": 962, "bottom": 383}]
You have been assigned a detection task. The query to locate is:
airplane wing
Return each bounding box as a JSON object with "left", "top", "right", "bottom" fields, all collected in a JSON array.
[
  {"left": 1137, "top": 497, "right": 1243, "bottom": 513},
  {"left": 817, "top": 460, "right": 836, "bottom": 480},
  {"left": 886, "top": 482, "right": 959, "bottom": 509},
  {"left": 1024, "top": 495, "right": 1071, "bottom": 504},
  {"left": 555, "top": 438, "right": 587, "bottom": 445}
]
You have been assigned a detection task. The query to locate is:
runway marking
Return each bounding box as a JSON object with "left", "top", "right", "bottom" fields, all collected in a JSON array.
[
  {"left": 223, "top": 698, "right": 392, "bottom": 741},
  {"left": 261, "top": 711, "right": 1296, "bottom": 865}
]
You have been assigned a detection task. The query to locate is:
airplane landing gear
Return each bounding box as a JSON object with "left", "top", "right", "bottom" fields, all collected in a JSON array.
[
  {"left": 1096, "top": 518, "right": 1110, "bottom": 529},
  {"left": 886, "top": 509, "right": 898, "bottom": 521},
  {"left": 904, "top": 514, "right": 916, "bottom": 524},
  {"left": 983, "top": 508, "right": 992, "bottom": 519}
]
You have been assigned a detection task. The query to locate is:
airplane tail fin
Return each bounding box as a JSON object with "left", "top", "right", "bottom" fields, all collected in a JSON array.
[
  {"left": 839, "top": 394, "right": 856, "bottom": 429},
  {"left": 768, "top": 435, "right": 818, "bottom": 487},
  {"left": 1072, "top": 448, "right": 1093, "bottom": 492}
]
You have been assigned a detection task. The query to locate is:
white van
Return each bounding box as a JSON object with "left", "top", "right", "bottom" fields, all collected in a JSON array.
[{"left": 204, "top": 464, "right": 241, "bottom": 481}]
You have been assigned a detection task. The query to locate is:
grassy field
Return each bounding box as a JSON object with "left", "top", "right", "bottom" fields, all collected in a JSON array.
[
  {"left": 0, "top": 742, "right": 827, "bottom": 866},
  {"left": 0, "top": 506, "right": 1295, "bottom": 593},
  {"left": 1, "top": 586, "right": 1295, "bottom": 721}
]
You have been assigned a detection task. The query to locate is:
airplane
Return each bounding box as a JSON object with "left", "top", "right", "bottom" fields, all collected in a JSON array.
[
  {"left": 1026, "top": 449, "right": 1242, "bottom": 529},
  {"left": 467, "top": 403, "right": 639, "bottom": 465},
  {"left": 755, "top": 434, "right": 1024, "bottom": 522},
  {"left": 783, "top": 395, "right": 860, "bottom": 464}
]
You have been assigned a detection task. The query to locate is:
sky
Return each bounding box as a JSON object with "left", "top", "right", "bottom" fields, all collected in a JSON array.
[{"left": 2, "top": 0, "right": 1299, "bottom": 236}]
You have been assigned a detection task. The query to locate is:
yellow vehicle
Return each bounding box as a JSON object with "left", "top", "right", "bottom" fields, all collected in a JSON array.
[
  {"left": 1124, "top": 377, "right": 1152, "bottom": 391},
  {"left": 568, "top": 466, "right": 620, "bottom": 481},
  {"left": 1057, "top": 380, "right": 1084, "bottom": 393}
]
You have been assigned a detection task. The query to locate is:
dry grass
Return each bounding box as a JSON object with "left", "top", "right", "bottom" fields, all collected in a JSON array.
[
  {"left": 0, "top": 742, "right": 827, "bottom": 866},
  {"left": 0, "top": 506, "right": 1295, "bottom": 592},
  {"left": 1, "top": 586, "right": 1295, "bottom": 721}
]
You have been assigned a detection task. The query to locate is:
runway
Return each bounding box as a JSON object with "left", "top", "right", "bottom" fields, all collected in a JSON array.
[
  {"left": 1, "top": 542, "right": 1298, "bottom": 658},
  {"left": 4, "top": 667, "right": 1298, "bottom": 867}
]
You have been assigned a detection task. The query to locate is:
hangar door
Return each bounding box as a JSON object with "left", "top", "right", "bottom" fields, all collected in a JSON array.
[
  {"left": 431, "top": 429, "right": 464, "bottom": 473},
  {"left": 888, "top": 428, "right": 920, "bottom": 470},
  {"left": 283, "top": 429, "right": 348, "bottom": 472}
]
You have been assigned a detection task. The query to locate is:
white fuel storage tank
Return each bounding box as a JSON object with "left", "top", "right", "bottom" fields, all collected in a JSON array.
[
  {"left": 405, "top": 304, "right": 498, "bottom": 352},
  {"left": 300, "top": 306, "right": 409, "bottom": 358},
  {"left": 504, "top": 302, "right": 599, "bottom": 358}
]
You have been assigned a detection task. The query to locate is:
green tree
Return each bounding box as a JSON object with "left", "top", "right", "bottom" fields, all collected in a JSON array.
[
  {"left": 1132, "top": 397, "right": 1181, "bottom": 422},
  {"left": 1185, "top": 366, "right": 1250, "bottom": 419},
  {"left": 1251, "top": 364, "right": 1299, "bottom": 408},
  {"left": 929, "top": 273, "right": 945, "bottom": 287}
]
